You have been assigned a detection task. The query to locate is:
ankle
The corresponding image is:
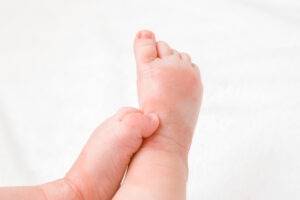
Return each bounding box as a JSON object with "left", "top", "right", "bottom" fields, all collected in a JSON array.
[
  {"left": 144, "top": 133, "right": 191, "bottom": 162},
  {"left": 133, "top": 145, "right": 189, "bottom": 180},
  {"left": 122, "top": 147, "right": 188, "bottom": 199}
]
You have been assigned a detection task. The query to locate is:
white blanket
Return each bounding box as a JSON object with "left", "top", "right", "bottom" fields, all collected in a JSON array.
[{"left": 0, "top": 0, "right": 299, "bottom": 199}]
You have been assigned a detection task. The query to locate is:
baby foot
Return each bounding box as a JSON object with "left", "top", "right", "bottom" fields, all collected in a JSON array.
[
  {"left": 114, "top": 30, "right": 203, "bottom": 200},
  {"left": 43, "top": 108, "right": 159, "bottom": 200},
  {"left": 135, "top": 30, "right": 203, "bottom": 155}
]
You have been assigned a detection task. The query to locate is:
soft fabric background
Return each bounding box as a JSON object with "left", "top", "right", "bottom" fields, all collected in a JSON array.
[{"left": 0, "top": 0, "right": 299, "bottom": 199}]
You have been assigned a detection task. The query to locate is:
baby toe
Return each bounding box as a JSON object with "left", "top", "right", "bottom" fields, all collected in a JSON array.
[
  {"left": 171, "top": 49, "right": 181, "bottom": 59},
  {"left": 156, "top": 41, "right": 173, "bottom": 58},
  {"left": 180, "top": 52, "right": 191, "bottom": 62}
]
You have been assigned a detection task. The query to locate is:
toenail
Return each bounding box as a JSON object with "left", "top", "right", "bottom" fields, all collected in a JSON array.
[{"left": 137, "top": 31, "right": 153, "bottom": 39}]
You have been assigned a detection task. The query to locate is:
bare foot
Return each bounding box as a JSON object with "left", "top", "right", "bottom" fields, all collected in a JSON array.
[
  {"left": 43, "top": 107, "right": 159, "bottom": 200},
  {"left": 114, "top": 30, "right": 203, "bottom": 200},
  {"left": 135, "top": 30, "right": 202, "bottom": 154}
]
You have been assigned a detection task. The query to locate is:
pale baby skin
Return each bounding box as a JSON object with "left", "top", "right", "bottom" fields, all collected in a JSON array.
[{"left": 0, "top": 30, "right": 203, "bottom": 200}]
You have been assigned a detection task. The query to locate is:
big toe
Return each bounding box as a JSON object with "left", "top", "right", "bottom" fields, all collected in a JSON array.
[{"left": 134, "top": 30, "right": 158, "bottom": 65}]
